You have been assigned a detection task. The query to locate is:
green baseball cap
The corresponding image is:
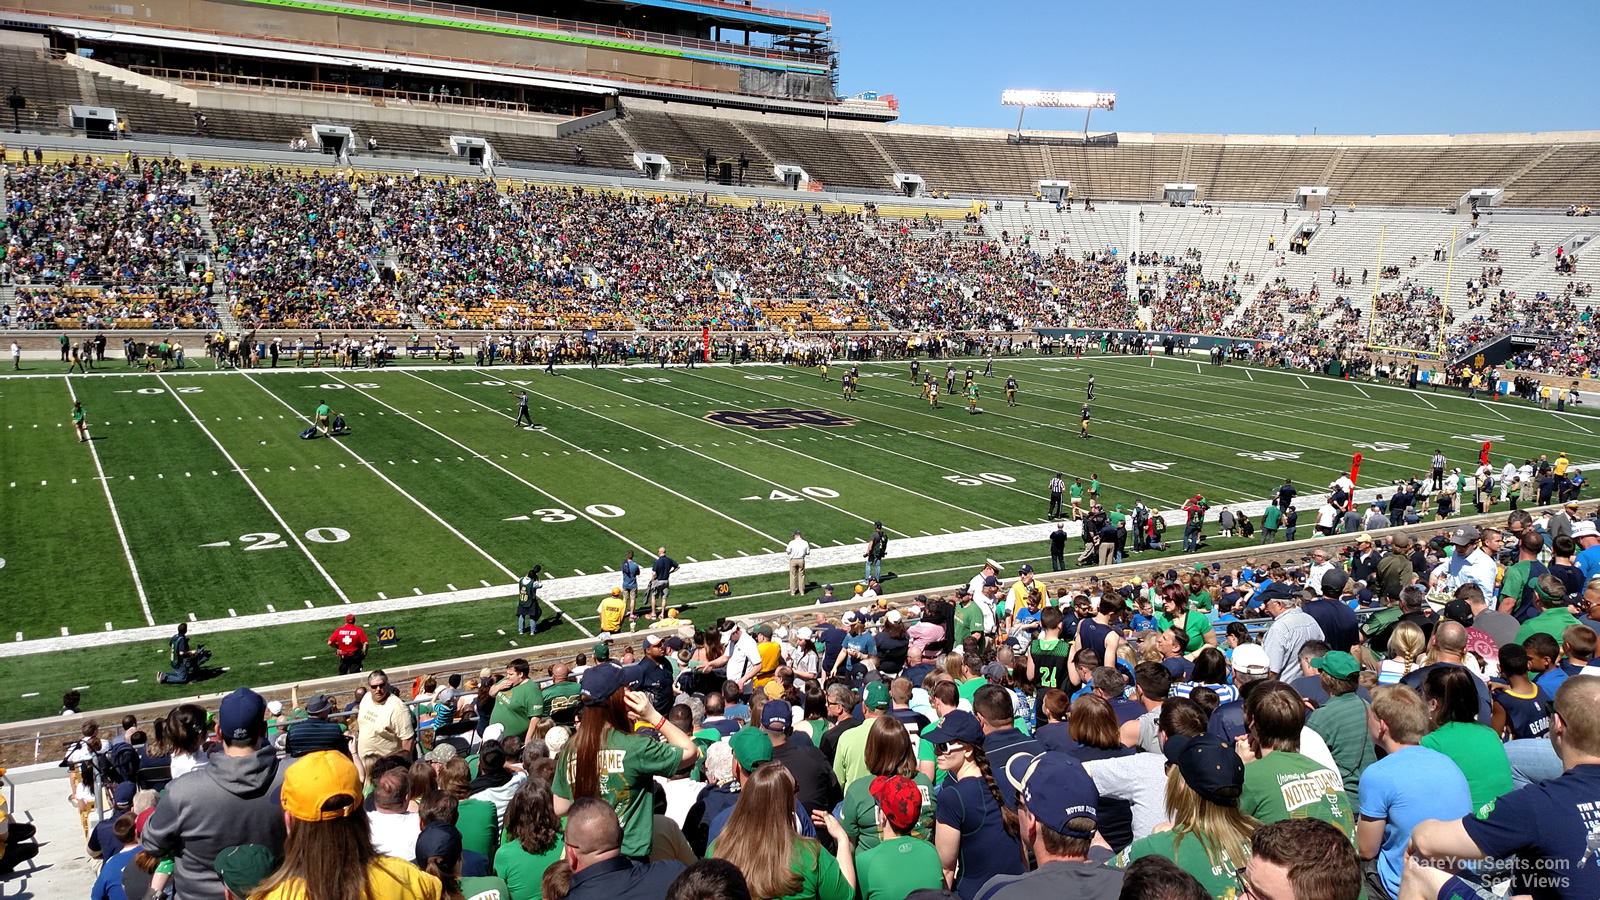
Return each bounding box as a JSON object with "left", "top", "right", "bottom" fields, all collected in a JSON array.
[
  {"left": 214, "top": 844, "right": 275, "bottom": 897},
  {"left": 728, "top": 727, "right": 773, "bottom": 771},
  {"left": 863, "top": 681, "right": 890, "bottom": 710},
  {"left": 593, "top": 643, "right": 611, "bottom": 661},
  {"left": 1310, "top": 651, "right": 1360, "bottom": 680}
]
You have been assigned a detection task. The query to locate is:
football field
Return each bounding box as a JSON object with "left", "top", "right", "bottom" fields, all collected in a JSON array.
[{"left": 0, "top": 349, "right": 1594, "bottom": 719}]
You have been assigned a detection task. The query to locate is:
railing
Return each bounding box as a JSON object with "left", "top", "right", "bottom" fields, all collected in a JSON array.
[
  {"left": 17, "top": 10, "right": 849, "bottom": 107},
  {"left": 202, "top": 0, "right": 828, "bottom": 64},
  {"left": 325, "top": 0, "right": 830, "bottom": 38},
  {"left": 126, "top": 66, "right": 536, "bottom": 116}
]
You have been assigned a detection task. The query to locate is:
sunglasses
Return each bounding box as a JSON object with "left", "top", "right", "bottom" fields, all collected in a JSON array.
[{"left": 934, "top": 741, "right": 965, "bottom": 755}]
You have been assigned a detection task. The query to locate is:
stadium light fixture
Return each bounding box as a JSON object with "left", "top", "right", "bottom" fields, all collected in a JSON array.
[{"left": 1002, "top": 89, "right": 1116, "bottom": 139}]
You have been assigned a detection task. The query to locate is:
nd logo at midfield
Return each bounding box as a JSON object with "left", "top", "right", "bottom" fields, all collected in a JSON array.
[{"left": 704, "top": 407, "right": 860, "bottom": 430}]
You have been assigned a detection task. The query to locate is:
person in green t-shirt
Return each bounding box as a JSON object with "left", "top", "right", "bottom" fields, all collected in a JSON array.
[
  {"left": 552, "top": 664, "right": 698, "bottom": 859},
  {"left": 1237, "top": 682, "right": 1353, "bottom": 835},
  {"left": 1417, "top": 665, "right": 1513, "bottom": 814},
  {"left": 495, "top": 776, "right": 566, "bottom": 900},
  {"left": 1114, "top": 734, "right": 1256, "bottom": 900},
  {"left": 313, "top": 401, "right": 332, "bottom": 436},
  {"left": 853, "top": 775, "right": 943, "bottom": 900},
  {"left": 839, "top": 716, "right": 936, "bottom": 850},
  {"left": 487, "top": 659, "right": 546, "bottom": 744},
  {"left": 1261, "top": 504, "right": 1282, "bottom": 542},
  {"left": 954, "top": 590, "right": 985, "bottom": 648},
  {"left": 539, "top": 664, "right": 582, "bottom": 728},
  {"left": 1154, "top": 586, "right": 1214, "bottom": 655}
]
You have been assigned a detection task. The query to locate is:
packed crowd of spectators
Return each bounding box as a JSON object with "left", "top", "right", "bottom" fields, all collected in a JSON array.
[
  {"left": 40, "top": 486, "right": 1600, "bottom": 900},
  {"left": 4, "top": 285, "right": 218, "bottom": 330},
  {"left": 0, "top": 158, "right": 212, "bottom": 328},
  {"left": 200, "top": 165, "right": 405, "bottom": 330}
]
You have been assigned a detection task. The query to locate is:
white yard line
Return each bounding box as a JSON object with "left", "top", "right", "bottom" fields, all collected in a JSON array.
[
  {"left": 392, "top": 373, "right": 784, "bottom": 547},
  {"left": 64, "top": 377, "right": 154, "bottom": 626},
  {"left": 1556, "top": 413, "right": 1594, "bottom": 435},
  {"left": 453, "top": 375, "right": 909, "bottom": 536},
  {"left": 1014, "top": 368, "right": 1413, "bottom": 477},
  {"left": 1077, "top": 355, "right": 1586, "bottom": 456},
  {"left": 338, "top": 374, "right": 660, "bottom": 555},
  {"left": 576, "top": 373, "right": 1013, "bottom": 527},
  {"left": 23, "top": 454, "right": 1570, "bottom": 658},
  {"left": 160, "top": 373, "right": 351, "bottom": 606},
  {"left": 1090, "top": 354, "right": 1588, "bottom": 439},
  {"left": 672, "top": 369, "right": 1057, "bottom": 508},
  {"left": 243, "top": 375, "right": 595, "bottom": 631},
  {"left": 1479, "top": 401, "right": 1512, "bottom": 421}
]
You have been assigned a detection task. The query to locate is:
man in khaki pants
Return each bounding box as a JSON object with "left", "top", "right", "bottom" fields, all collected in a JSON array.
[{"left": 786, "top": 529, "right": 810, "bottom": 596}]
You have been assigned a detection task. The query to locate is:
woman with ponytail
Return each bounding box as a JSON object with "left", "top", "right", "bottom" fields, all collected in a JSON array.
[
  {"left": 552, "top": 661, "right": 697, "bottom": 861},
  {"left": 414, "top": 819, "right": 510, "bottom": 900},
  {"left": 927, "top": 710, "right": 1024, "bottom": 899},
  {"left": 150, "top": 703, "right": 209, "bottom": 778}
]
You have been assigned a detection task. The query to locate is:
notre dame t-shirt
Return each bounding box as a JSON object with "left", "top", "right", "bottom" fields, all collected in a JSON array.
[{"left": 553, "top": 729, "right": 683, "bottom": 858}]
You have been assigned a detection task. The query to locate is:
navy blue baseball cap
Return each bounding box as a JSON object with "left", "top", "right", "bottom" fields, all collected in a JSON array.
[
  {"left": 1003, "top": 752, "right": 1098, "bottom": 837},
  {"left": 218, "top": 688, "right": 266, "bottom": 742},
  {"left": 1163, "top": 734, "right": 1244, "bottom": 804},
  {"left": 580, "top": 664, "right": 628, "bottom": 706},
  {"left": 924, "top": 710, "right": 984, "bottom": 747},
  {"left": 762, "top": 700, "right": 792, "bottom": 731}
]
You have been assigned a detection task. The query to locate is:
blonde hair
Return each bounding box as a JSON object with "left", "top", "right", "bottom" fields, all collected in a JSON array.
[
  {"left": 1388, "top": 622, "right": 1427, "bottom": 677},
  {"left": 1163, "top": 766, "right": 1257, "bottom": 873},
  {"left": 1370, "top": 684, "right": 1431, "bottom": 745}
]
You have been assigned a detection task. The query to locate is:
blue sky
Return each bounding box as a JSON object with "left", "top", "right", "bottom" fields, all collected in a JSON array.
[{"left": 826, "top": 0, "right": 1600, "bottom": 135}]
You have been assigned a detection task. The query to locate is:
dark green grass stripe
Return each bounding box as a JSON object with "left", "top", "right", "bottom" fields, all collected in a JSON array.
[
  {"left": 173, "top": 375, "right": 506, "bottom": 604},
  {"left": 679, "top": 364, "right": 1238, "bottom": 508},
  {"left": 69, "top": 375, "right": 338, "bottom": 625},
  {"left": 1064, "top": 356, "right": 1593, "bottom": 466},
  {"left": 368, "top": 371, "right": 782, "bottom": 563},
  {"left": 0, "top": 378, "right": 146, "bottom": 632},
  {"left": 714, "top": 362, "right": 1274, "bottom": 504},
  {"left": 486, "top": 372, "right": 1014, "bottom": 535},
  {"left": 561, "top": 370, "right": 1024, "bottom": 524},
  {"left": 0, "top": 532, "right": 1267, "bottom": 720},
  {"left": 405, "top": 369, "right": 873, "bottom": 546}
]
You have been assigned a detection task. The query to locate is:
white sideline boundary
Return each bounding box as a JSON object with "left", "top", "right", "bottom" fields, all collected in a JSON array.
[
  {"left": 161, "top": 373, "right": 352, "bottom": 604},
  {"left": 13, "top": 461, "right": 1587, "bottom": 659},
  {"left": 64, "top": 376, "right": 155, "bottom": 626}
]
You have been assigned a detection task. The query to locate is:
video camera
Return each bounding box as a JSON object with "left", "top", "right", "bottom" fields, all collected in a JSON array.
[{"left": 188, "top": 645, "right": 213, "bottom": 669}]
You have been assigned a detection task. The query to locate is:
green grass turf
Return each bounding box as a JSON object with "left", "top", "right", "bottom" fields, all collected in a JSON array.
[
  {"left": 0, "top": 351, "right": 1595, "bottom": 718},
  {"left": 0, "top": 534, "right": 1272, "bottom": 719}
]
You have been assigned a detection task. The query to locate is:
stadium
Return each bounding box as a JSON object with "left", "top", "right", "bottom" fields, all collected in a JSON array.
[{"left": 0, "top": 0, "right": 1597, "bottom": 896}]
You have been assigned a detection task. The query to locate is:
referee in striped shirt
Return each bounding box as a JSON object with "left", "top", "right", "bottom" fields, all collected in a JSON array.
[{"left": 1047, "top": 473, "right": 1066, "bottom": 519}]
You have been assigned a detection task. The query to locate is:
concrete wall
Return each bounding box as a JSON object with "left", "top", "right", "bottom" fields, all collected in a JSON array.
[{"left": 193, "top": 88, "right": 565, "bottom": 136}]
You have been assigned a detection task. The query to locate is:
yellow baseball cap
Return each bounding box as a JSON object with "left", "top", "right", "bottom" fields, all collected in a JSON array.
[
  {"left": 611, "top": 587, "right": 622, "bottom": 597},
  {"left": 281, "top": 751, "right": 361, "bottom": 822}
]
